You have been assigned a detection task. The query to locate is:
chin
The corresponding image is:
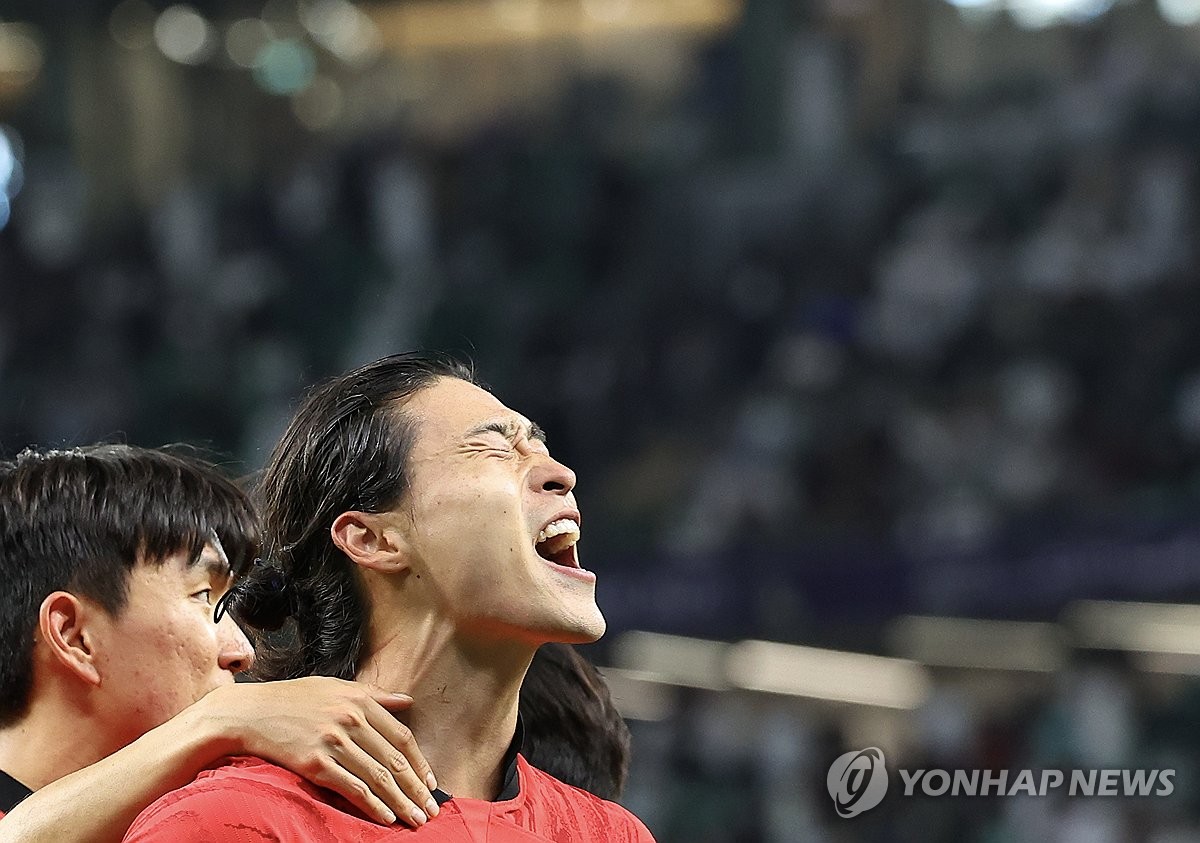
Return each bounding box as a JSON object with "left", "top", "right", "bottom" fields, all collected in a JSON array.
[{"left": 557, "top": 606, "right": 607, "bottom": 644}]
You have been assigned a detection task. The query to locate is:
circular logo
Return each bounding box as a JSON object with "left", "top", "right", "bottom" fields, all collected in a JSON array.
[{"left": 827, "top": 747, "right": 888, "bottom": 818}]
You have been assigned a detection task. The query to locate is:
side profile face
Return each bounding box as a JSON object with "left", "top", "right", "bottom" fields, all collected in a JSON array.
[
  {"left": 84, "top": 543, "right": 253, "bottom": 748},
  {"left": 392, "top": 376, "right": 606, "bottom": 644}
]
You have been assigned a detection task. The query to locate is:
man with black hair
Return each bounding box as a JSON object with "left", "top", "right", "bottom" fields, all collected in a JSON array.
[
  {"left": 125, "top": 353, "right": 656, "bottom": 841},
  {"left": 0, "top": 445, "right": 443, "bottom": 841},
  {"left": 520, "top": 644, "right": 631, "bottom": 801}
]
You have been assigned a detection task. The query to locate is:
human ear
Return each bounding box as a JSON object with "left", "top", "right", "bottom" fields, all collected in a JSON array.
[
  {"left": 37, "top": 592, "right": 102, "bottom": 686},
  {"left": 331, "top": 511, "right": 411, "bottom": 574}
]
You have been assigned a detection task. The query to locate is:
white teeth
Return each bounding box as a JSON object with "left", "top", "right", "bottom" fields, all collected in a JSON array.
[{"left": 536, "top": 518, "right": 580, "bottom": 546}]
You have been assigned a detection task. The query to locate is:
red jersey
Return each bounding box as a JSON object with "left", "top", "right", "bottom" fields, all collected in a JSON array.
[{"left": 123, "top": 754, "right": 655, "bottom": 842}]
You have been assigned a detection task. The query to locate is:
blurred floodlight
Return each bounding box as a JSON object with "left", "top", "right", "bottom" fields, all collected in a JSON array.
[
  {"left": 1066, "top": 601, "right": 1200, "bottom": 656},
  {"left": 0, "top": 23, "right": 45, "bottom": 83},
  {"left": 291, "top": 75, "right": 343, "bottom": 129},
  {"left": 109, "top": 0, "right": 157, "bottom": 50},
  {"left": 0, "top": 127, "right": 21, "bottom": 232},
  {"left": 596, "top": 667, "right": 676, "bottom": 721},
  {"left": 0, "top": 129, "right": 18, "bottom": 192},
  {"left": 493, "top": 0, "right": 543, "bottom": 33},
  {"left": 886, "top": 615, "right": 1067, "bottom": 672},
  {"left": 226, "top": 18, "right": 272, "bottom": 68},
  {"left": 1158, "top": 0, "right": 1200, "bottom": 24},
  {"left": 1007, "top": 0, "right": 1114, "bottom": 27},
  {"left": 613, "top": 631, "right": 728, "bottom": 690},
  {"left": 253, "top": 39, "right": 317, "bottom": 95},
  {"left": 154, "top": 5, "right": 215, "bottom": 65},
  {"left": 613, "top": 631, "right": 935, "bottom": 708},
  {"left": 583, "top": 0, "right": 634, "bottom": 22},
  {"left": 302, "top": 0, "right": 381, "bottom": 64},
  {"left": 942, "top": 0, "right": 1117, "bottom": 24},
  {"left": 367, "top": 0, "right": 739, "bottom": 51},
  {"left": 726, "top": 640, "right": 931, "bottom": 709}
]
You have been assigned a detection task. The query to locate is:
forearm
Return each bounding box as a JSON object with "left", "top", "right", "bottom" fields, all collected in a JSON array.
[{"left": 0, "top": 704, "right": 233, "bottom": 843}]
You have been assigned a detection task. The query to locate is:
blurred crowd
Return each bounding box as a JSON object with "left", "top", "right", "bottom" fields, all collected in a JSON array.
[
  {"left": 6, "top": 0, "right": 1200, "bottom": 837},
  {"left": 5, "top": 1, "right": 1200, "bottom": 618}
]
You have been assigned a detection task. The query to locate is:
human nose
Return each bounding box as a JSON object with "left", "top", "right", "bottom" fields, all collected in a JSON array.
[
  {"left": 531, "top": 455, "right": 576, "bottom": 496},
  {"left": 218, "top": 613, "right": 256, "bottom": 674}
]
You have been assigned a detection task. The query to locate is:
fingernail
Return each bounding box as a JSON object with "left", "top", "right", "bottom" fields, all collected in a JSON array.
[
  {"left": 383, "top": 809, "right": 397, "bottom": 825},
  {"left": 412, "top": 808, "right": 428, "bottom": 825},
  {"left": 426, "top": 772, "right": 438, "bottom": 790},
  {"left": 426, "top": 797, "right": 440, "bottom": 818},
  {"left": 390, "top": 693, "right": 414, "bottom": 702}
]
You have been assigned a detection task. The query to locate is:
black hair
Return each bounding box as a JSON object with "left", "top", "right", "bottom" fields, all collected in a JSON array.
[
  {"left": 519, "top": 643, "right": 631, "bottom": 800},
  {"left": 234, "top": 352, "right": 476, "bottom": 681},
  {"left": 0, "top": 445, "right": 259, "bottom": 727}
]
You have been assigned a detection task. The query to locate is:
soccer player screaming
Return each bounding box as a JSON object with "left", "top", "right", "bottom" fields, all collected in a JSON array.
[{"left": 124, "top": 352, "right": 655, "bottom": 841}]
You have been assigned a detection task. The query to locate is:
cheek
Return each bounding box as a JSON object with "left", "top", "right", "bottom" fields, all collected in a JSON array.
[
  {"left": 418, "top": 474, "right": 525, "bottom": 549},
  {"left": 117, "top": 615, "right": 215, "bottom": 689}
]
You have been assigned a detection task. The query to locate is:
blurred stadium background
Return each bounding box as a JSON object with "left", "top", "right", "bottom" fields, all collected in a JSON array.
[{"left": 5, "top": 0, "right": 1200, "bottom": 839}]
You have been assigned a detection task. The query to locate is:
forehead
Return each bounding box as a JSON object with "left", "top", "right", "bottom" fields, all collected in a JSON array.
[
  {"left": 138, "top": 542, "right": 228, "bottom": 581},
  {"left": 405, "top": 377, "right": 528, "bottom": 443}
]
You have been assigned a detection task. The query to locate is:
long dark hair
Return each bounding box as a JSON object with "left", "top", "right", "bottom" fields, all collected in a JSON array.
[
  {"left": 520, "top": 644, "right": 631, "bottom": 799},
  {"left": 235, "top": 352, "right": 475, "bottom": 681}
]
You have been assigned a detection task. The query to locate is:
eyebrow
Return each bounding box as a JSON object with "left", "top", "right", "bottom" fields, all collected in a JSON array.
[
  {"left": 467, "top": 418, "right": 547, "bottom": 444},
  {"left": 195, "top": 531, "right": 233, "bottom": 581}
]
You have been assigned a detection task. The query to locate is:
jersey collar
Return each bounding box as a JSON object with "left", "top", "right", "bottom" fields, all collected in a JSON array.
[
  {"left": 430, "top": 713, "right": 524, "bottom": 805},
  {"left": 0, "top": 768, "right": 32, "bottom": 814}
]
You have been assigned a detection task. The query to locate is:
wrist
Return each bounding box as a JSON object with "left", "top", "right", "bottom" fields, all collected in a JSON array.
[{"left": 182, "top": 685, "right": 246, "bottom": 761}]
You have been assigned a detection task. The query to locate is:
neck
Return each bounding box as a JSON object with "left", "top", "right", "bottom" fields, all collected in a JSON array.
[
  {"left": 0, "top": 690, "right": 112, "bottom": 790},
  {"left": 356, "top": 609, "right": 534, "bottom": 800}
]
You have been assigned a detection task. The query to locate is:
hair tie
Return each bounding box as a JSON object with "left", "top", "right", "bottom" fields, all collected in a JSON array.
[{"left": 213, "top": 557, "right": 292, "bottom": 626}]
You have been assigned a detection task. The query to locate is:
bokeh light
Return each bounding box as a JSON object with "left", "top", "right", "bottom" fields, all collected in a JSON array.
[
  {"left": 253, "top": 39, "right": 317, "bottom": 95},
  {"left": 1156, "top": 0, "right": 1200, "bottom": 24},
  {"left": 301, "top": 0, "right": 381, "bottom": 64},
  {"left": 153, "top": 5, "right": 215, "bottom": 65},
  {"left": 0, "top": 127, "right": 22, "bottom": 232}
]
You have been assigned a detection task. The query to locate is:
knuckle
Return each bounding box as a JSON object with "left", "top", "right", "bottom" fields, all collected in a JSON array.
[
  {"left": 302, "top": 756, "right": 330, "bottom": 780},
  {"left": 334, "top": 709, "right": 364, "bottom": 730},
  {"left": 388, "top": 751, "right": 410, "bottom": 774},
  {"left": 371, "top": 765, "right": 395, "bottom": 787}
]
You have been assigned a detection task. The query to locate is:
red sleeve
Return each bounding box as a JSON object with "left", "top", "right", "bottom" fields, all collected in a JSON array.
[{"left": 122, "top": 777, "right": 332, "bottom": 843}]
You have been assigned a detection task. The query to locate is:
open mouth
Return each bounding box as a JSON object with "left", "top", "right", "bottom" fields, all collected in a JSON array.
[{"left": 535, "top": 518, "right": 581, "bottom": 569}]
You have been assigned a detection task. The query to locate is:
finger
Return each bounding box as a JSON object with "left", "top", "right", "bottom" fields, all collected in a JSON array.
[
  {"left": 368, "top": 689, "right": 415, "bottom": 711},
  {"left": 307, "top": 758, "right": 400, "bottom": 827},
  {"left": 332, "top": 739, "right": 431, "bottom": 827},
  {"left": 363, "top": 700, "right": 440, "bottom": 797}
]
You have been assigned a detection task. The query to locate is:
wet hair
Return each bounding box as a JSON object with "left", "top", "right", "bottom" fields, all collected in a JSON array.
[
  {"left": 233, "top": 352, "right": 476, "bottom": 681},
  {"left": 0, "top": 445, "right": 259, "bottom": 727},
  {"left": 519, "top": 644, "right": 631, "bottom": 800}
]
